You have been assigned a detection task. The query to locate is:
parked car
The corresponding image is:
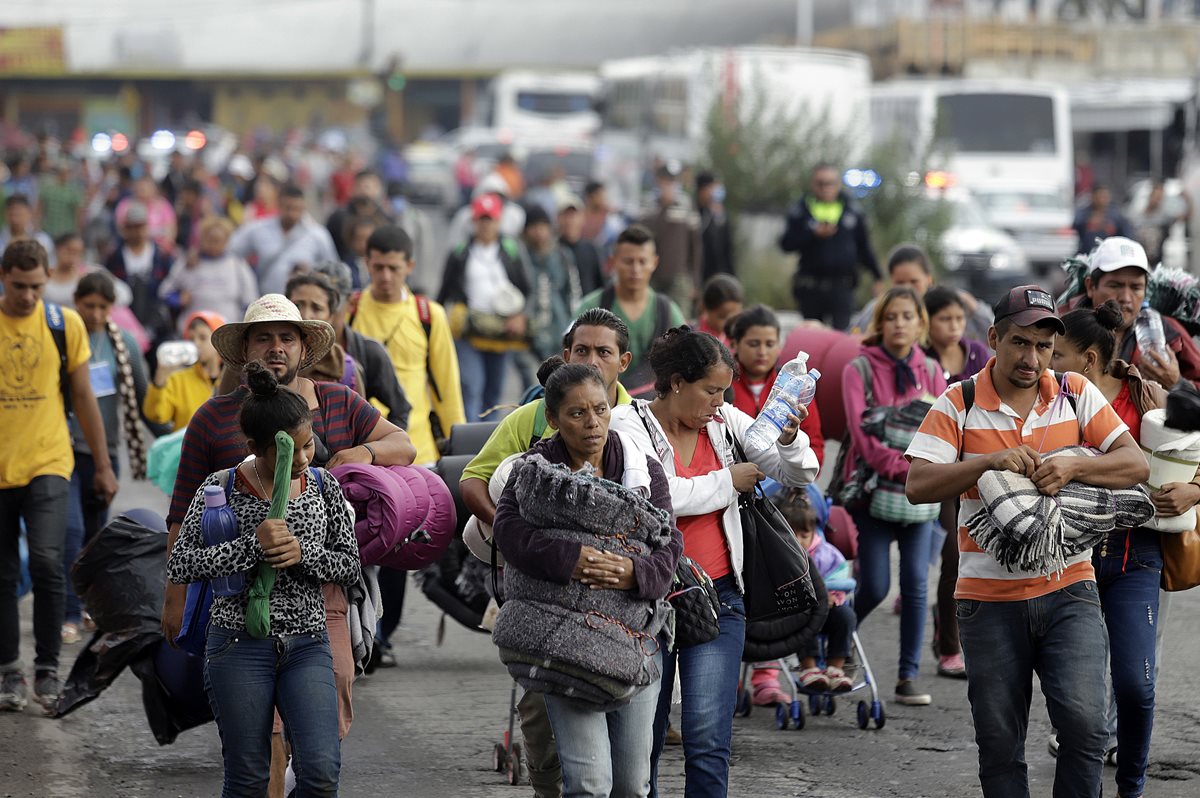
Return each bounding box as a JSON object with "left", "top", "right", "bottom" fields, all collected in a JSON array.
[
  {"left": 937, "top": 188, "right": 1032, "bottom": 303},
  {"left": 972, "top": 182, "right": 1076, "bottom": 274}
]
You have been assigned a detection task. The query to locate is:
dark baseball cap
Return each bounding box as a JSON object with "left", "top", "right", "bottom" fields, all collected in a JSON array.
[{"left": 992, "top": 285, "right": 1065, "bottom": 334}]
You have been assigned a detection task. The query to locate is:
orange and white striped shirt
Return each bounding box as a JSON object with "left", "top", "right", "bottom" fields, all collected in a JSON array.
[{"left": 904, "top": 359, "right": 1128, "bottom": 602}]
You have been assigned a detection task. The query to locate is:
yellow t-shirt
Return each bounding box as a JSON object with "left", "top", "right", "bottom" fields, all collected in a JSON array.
[
  {"left": 0, "top": 300, "right": 91, "bottom": 488},
  {"left": 143, "top": 362, "right": 216, "bottom": 431},
  {"left": 351, "top": 290, "right": 466, "bottom": 464}
]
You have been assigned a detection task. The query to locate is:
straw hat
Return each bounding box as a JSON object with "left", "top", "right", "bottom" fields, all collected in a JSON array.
[{"left": 210, "top": 294, "right": 336, "bottom": 372}]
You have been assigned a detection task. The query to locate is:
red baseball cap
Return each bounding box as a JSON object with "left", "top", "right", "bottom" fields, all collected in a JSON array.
[
  {"left": 992, "top": 284, "right": 1065, "bottom": 334},
  {"left": 472, "top": 194, "right": 503, "bottom": 220}
]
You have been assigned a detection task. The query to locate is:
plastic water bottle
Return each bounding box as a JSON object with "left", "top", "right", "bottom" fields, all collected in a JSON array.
[
  {"left": 201, "top": 485, "right": 245, "bottom": 597},
  {"left": 744, "top": 356, "right": 821, "bottom": 451},
  {"left": 1133, "top": 301, "right": 1170, "bottom": 364}
]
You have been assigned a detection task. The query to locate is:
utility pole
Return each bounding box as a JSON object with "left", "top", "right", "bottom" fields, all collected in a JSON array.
[{"left": 360, "top": 0, "right": 375, "bottom": 68}]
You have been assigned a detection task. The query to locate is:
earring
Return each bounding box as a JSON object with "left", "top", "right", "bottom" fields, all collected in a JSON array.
[
  {"left": 674, "top": 389, "right": 680, "bottom": 394},
  {"left": 1083, "top": 366, "right": 1090, "bottom": 374}
]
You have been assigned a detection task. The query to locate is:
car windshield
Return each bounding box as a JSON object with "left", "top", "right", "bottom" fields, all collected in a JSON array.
[
  {"left": 516, "top": 91, "right": 593, "bottom": 115},
  {"left": 953, "top": 197, "right": 990, "bottom": 227},
  {"left": 935, "top": 93, "right": 1057, "bottom": 154},
  {"left": 523, "top": 151, "right": 593, "bottom": 182}
]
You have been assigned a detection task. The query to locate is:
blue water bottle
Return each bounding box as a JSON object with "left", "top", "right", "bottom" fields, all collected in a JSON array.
[{"left": 201, "top": 485, "right": 245, "bottom": 597}]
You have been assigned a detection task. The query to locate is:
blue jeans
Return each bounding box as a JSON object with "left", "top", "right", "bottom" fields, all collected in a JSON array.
[
  {"left": 204, "top": 626, "right": 341, "bottom": 798},
  {"left": 0, "top": 476, "right": 70, "bottom": 673},
  {"left": 649, "top": 575, "right": 745, "bottom": 798},
  {"left": 958, "top": 581, "right": 1109, "bottom": 798},
  {"left": 851, "top": 510, "right": 932, "bottom": 680},
  {"left": 1094, "top": 529, "right": 1162, "bottom": 798},
  {"left": 455, "top": 340, "right": 512, "bottom": 421},
  {"left": 63, "top": 453, "right": 117, "bottom": 624},
  {"left": 544, "top": 649, "right": 662, "bottom": 798}
]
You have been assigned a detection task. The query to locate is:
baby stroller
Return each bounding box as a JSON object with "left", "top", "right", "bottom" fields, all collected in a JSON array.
[{"left": 735, "top": 490, "right": 886, "bottom": 730}]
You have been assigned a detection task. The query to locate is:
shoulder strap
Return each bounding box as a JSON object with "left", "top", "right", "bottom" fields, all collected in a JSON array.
[
  {"left": 44, "top": 302, "right": 70, "bottom": 411},
  {"left": 529, "top": 401, "right": 549, "bottom": 450},
  {"left": 599, "top": 284, "right": 616, "bottom": 311},
  {"left": 309, "top": 466, "right": 324, "bottom": 492},
  {"left": 219, "top": 466, "right": 237, "bottom": 502},
  {"left": 346, "top": 290, "right": 363, "bottom": 325},
  {"left": 413, "top": 294, "right": 441, "bottom": 401},
  {"left": 652, "top": 293, "right": 673, "bottom": 338},
  {"left": 956, "top": 378, "right": 976, "bottom": 459},
  {"left": 850, "top": 355, "right": 874, "bottom": 409}
]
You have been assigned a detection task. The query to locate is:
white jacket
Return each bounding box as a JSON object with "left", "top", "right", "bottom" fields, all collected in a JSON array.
[{"left": 609, "top": 400, "right": 819, "bottom": 592}]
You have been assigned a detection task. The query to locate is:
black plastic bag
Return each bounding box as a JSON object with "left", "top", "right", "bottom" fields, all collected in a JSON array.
[
  {"left": 71, "top": 508, "right": 167, "bottom": 634},
  {"left": 55, "top": 630, "right": 159, "bottom": 718},
  {"left": 1166, "top": 382, "right": 1200, "bottom": 432},
  {"left": 129, "top": 641, "right": 213, "bottom": 745},
  {"left": 739, "top": 485, "right": 818, "bottom": 624}
]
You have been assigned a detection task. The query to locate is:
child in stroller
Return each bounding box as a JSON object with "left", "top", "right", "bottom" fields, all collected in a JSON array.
[{"left": 750, "top": 485, "right": 858, "bottom": 704}]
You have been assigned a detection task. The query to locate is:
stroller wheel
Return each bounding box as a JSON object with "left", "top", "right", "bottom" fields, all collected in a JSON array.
[
  {"left": 791, "top": 700, "right": 805, "bottom": 730},
  {"left": 824, "top": 696, "right": 836, "bottom": 716},
  {"left": 857, "top": 700, "right": 870, "bottom": 730},
  {"left": 491, "top": 742, "right": 508, "bottom": 772},
  {"left": 808, "top": 693, "right": 822, "bottom": 716},
  {"left": 775, "top": 702, "right": 788, "bottom": 730},
  {"left": 735, "top": 687, "right": 752, "bottom": 718},
  {"left": 872, "top": 701, "right": 886, "bottom": 730},
  {"left": 506, "top": 742, "right": 526, "bottom": 785}
]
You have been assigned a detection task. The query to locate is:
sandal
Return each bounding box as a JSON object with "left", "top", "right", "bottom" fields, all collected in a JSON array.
[{"left": 798, "top": 667, "right": 829, "bottom": 691}]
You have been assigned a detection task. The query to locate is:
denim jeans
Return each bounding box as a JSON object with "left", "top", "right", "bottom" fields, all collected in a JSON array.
[
  {"left": 204, "top": 626, "right": 341, "bottom": 798},
  {"left": 455, "top": 340, "right": 512, "bottom": 421},
  {"left": 958, "top": 581, "right": 1109, "bottom": 798},
  {"left": 544, "top": 649, "right": 662, "bottom": 798},
  {"left": 0, "top": 476, "right": 70, "bottom": 673},
  {"left": 851, "top": 510, "right": 932, "bottom": 680},
  {"left": 63, "top": 453, "right": 118, "bottom": 623},
  {"left": 1094, "top": 529, "right": 1162, "bottom": 798},
  {"left": 649, "top": 575, "right": 745, "bottom": 798}
]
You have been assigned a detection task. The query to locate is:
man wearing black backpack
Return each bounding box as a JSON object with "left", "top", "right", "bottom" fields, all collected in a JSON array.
[
  {"left": 575, "top": 225, "right": 684, "bottom": 398},
  {"left": 0, "top": 239, "right": 117, "bottom": 714}
]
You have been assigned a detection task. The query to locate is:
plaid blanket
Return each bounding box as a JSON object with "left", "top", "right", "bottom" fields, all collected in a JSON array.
[{"left": 965, "top": 446, "right": 1155, "bottom": 576}]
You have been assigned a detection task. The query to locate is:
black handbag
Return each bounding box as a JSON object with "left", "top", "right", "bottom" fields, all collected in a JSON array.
[
  {"left": 729, "top": 435, "right": 818, "bottom": 623},
  {"left": 668, "top": 555, "right": 721, "bottom": 648}
]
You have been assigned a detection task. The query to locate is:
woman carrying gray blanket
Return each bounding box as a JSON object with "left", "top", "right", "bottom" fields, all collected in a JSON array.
[{"left": 492, "top": 362, "right": 683, "bottom": 798}]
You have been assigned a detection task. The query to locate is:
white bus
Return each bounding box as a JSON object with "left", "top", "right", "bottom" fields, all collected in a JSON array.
[
  {"left": 870, "top": 80, "right": 1077, "bottom": 266},
  {"left": 596, "top": 47, "right": 872, "bottom": 213},
  {"left": 483, "top": 70, "right": 602, "bottom": 140}
]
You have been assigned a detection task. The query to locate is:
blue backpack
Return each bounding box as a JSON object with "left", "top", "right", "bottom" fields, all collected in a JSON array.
[{"left": 175, "top": 466, "right": 323, "bottom": 655}]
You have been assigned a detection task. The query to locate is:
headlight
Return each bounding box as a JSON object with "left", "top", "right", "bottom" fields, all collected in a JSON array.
[
  {"left": 990, "top": 252, "right": 1012, "bottom": 271},
  {"left": 944, "top": 252, "right": 963, "bottom": 271}
]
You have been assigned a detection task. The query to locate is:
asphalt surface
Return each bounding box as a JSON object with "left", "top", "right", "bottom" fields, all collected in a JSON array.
[{"left": 3, "top": 458, "right": 1200, "bottom": 798}]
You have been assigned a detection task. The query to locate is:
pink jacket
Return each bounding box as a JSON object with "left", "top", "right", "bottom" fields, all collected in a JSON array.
[{"left": 841, "top": 344, "right": 947, "bottom": 483}]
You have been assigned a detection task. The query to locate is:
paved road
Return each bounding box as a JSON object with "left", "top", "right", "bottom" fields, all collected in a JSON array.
[{"left": 4, "top": 467, "right": 1199, "bottom": 797}]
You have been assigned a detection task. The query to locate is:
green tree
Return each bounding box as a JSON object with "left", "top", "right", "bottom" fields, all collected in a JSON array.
[{"left": 702, "top": 84, "right": 952, "bottom": 307}]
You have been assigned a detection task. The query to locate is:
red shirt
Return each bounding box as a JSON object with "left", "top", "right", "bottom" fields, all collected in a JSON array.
[
  {"left": 1110, "top": 381, "right": 1142, "bottom": 444},
  {"left": 673, "top": 428, "right": 732, "bottom": 580},
  {"left": 728, "top": 366, "right": 825, "bottom": 468}
]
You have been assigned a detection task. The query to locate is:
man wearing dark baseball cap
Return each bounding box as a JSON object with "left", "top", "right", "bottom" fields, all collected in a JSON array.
[
  {"left": 992, "top": 284, "right": 1066, "bottom": 336},
  {"left": 905, "top": 280, "right": 1147, "bottom": 796}
]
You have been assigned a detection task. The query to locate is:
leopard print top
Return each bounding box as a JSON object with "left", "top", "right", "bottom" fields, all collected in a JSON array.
[{"left": 167, "top": 467, "right": 361, "bottom": 635}]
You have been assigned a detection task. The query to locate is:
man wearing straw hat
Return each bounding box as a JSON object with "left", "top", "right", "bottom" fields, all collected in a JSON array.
[{"left": 160, "top": 295, "right": 416, "bottom": 758}]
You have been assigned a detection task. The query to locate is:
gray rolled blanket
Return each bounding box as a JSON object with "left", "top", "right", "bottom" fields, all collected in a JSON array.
[
  {"left": 492, "top": 454, "right": 675, "bottom": 704},
  {"left": 965, "top": 446, "right": 1155, "bottom": 575}
]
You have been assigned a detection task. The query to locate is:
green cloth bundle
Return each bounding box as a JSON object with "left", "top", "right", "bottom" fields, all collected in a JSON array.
[{"left": 245, "top": 430, "right": 294, "bottom": 639}]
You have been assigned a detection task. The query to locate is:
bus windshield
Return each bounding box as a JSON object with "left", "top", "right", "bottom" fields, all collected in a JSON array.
[
  {"left": 935, "top": 93, "right": 1056, "bottom": 155},
  {"left": 516, "top": 91, "right": 593, "bottom": 116}
]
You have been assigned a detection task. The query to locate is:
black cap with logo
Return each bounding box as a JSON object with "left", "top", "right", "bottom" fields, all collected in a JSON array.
[{"left": 992, "top": 284, "right": 1065, "bottom": 334}]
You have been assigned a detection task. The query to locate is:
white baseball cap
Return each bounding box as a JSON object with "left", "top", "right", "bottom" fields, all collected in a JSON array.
[{"left": 1090, "top": 236, "right": 1152, "bottom": 276}]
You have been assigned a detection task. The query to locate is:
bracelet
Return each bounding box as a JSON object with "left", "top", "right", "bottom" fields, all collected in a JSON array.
[{"left": 362, "top": 442, "right": 377, "bottom": 465}]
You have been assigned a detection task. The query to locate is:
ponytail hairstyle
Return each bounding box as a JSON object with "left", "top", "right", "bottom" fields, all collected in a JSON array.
[
  {"left": 647, "top": 325, "right": 735, "bottom": 397},
  {"left": 1060, "top": 299, "right": 1123, "bottom": 373},
  {"left": 724, "top": 304, "right": 780, "bottom": 343},
  {"left": 543, "top": 362, "right": 607, "bottom": 418},
  {"left": 240, "top": 360, "right": 313, "bottom": 451}
]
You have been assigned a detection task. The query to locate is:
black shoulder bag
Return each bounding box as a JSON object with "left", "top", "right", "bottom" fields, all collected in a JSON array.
[
  {"left": 633, "top": 402, "right": 721, "bottom": 648},
  {"left": 728, "top": 431, "right": 818, "bottom": 623}
]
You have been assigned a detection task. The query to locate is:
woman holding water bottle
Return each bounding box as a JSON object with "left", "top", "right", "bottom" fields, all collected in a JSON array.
[
  {"left": 611, "top": 326, "right": 819, "bottom": 798},
  {"left": 840, "top": 287, "right": 946, "bottom": 706}
]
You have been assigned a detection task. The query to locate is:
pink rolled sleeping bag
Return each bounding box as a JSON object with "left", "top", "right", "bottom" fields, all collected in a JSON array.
[
  {"left": 330, "top": 463, "right": 417, "bottom": 566},
  {"left": 374, "top": 466, "right": 456, "bottom": 570}
]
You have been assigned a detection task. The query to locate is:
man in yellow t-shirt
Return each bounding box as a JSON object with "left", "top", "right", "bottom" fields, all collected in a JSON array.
[
  {"left": 0, "top": 240, "right": 118, "bottom": 714},
  {"left": 350, "top": 225, "right": 465, "bottom": 466}
]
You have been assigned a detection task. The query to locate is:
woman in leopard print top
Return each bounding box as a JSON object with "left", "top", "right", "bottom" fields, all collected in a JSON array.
[{"left": 167, "top": 361, "right": 359, "bottom": 797}]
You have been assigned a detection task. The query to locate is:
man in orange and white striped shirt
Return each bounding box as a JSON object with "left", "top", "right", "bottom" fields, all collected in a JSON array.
[{"left": 905, "top": 285, "right": 1148, "bottom": 798}]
